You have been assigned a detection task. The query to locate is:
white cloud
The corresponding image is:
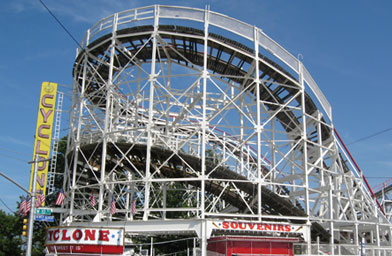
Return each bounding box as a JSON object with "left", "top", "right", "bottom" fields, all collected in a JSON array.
[
  {"left": 379, "top": 161, "right": 392, "bottom": 168},
  {"left": 23, "top": 48, "right": 70, "bottom": 62},
  {"left": 6, "top": 0, "right": 143, "bottom": 24},
  {"left": 0, "top": 136, "right": 32, "bottom": 148},
  {"left": 9, "top": 2, "right": 25, "bottom": 13},
  {"left": 7, "top": 0, "right": 41, "bottom": 14},
  {"left": 41, "top": 0, "right": 143, "bottom": 25}
]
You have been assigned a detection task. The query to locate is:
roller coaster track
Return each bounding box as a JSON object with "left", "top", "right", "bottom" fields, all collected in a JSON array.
[
  {"left": 73, "top": 142, "right": 329, "bottom": 241},
  {"left": 71, "top": 25, "right": 334, "bottom": 241},
  {"left": 64, "top": 6, "right": 392, "bottom": 252},
  {"left": 74, "top": 25, "right": 331, "bottom": 141}
]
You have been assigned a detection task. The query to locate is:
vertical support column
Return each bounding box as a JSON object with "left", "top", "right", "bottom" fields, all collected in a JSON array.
[
  {"left": 299, "top": 61, "right": 311, "bottom": 253},
  {"left": 201, "top": 5, "right": 209, "bottom": 220},
  {"left": 290, "top": 140, "right": 296, "bottom": 206},
  {"left": 331, "top": 143, "right": 340, "bottom": 244},
  {"left": 165, "top": 62, "right": 172, "bottom": 147},
  {"left": 98, "top": 13, "right": 118, "bottom": 219},
  {"left": 303, "top": 225, "right": 312, "bottom": 255},
  {"left": 69, "top": 54, "right": 88, "bottom": 222},
  {"left": 271, "top": 119, "right": 276, "bottom": 191},
  {"left": 253, "top": 27, "right": 263, "bottom": 221},
  {"left": 125, "top": 171, "right": 131, "bottom": 220},
  {"left": 109, "top": 173, "right": 116, "bottom": 220},
  {"left": 163, "top": 182, "right": 167, "bottom": 220},
  {"left": 133, "top": 65, "right": 141, "bottom": 144},
  {"left": 389, "top": 226, "right": 392, "bottom": 247},
  {"left": 150, "top": 237, "right": 154, "bottom": 256},
  {"left": 316, "top": 112, "right": 325, "bottom": 187},
  {"left": 376, "top": 224, "right": 381, "bottom": 256},
  {"left": 200, "top": 7, "right": 210, "bottom": 256},
  {"left": 354, "top": 223, "right": 359, "bottom": 254},
  {"left": 382, "top": 187, "right": 386, "bottom": 220},
  {"left": 143, "top": 5, "right": 159, "bottom": 221},
  {"left": 328, "top": 175, "right": 335, "bottom": 254},
  {"left": 240, "top": 86, "right": 244, "bottom": 177}
]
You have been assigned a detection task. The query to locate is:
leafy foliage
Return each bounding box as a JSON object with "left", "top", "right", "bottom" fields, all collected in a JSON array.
[
  {"left": 0, "top": 210, "right": 23, "bottom": 256},
  {"left": 30, "top": 219, "right": 48, "bottom": 256}
]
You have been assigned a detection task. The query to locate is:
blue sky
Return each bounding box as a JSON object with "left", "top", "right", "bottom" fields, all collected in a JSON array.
[{"left": 0, "top": 0, "right": 391, "bottom": 213}]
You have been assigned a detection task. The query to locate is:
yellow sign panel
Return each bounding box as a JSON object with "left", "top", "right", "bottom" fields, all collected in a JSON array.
[{"left": 29, "top": 82, "right": 58, "bottom": 206}]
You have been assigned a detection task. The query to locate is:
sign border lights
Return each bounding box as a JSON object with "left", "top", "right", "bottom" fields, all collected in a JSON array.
[
  {"left": 29, "top": 82, "right": 58, "bottom": 206},
  {"left": 46, "top": 226, "right": 124, "bottom": 254}
]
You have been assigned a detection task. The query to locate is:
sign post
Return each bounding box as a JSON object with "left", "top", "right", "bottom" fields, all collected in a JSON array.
[
  {"left": 27, "top": 156, "right": 52, "bottom": 256},
  {"left": 26, "top": 154, "right": 39, "bottom": 256}
]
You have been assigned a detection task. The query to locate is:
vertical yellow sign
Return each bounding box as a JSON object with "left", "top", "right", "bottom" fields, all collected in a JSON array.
[{"left": 29, "top": 82, "right": 58, "bottom": 205}]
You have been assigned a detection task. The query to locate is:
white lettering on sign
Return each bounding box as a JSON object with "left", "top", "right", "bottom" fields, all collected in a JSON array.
[{"left": 211, "top": 221, "right": 304, "bottom": 234}]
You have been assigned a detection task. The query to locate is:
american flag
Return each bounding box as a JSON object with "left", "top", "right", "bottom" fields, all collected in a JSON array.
[
  {"left": 56, "top": 189, "right": 65, "bottom": 206},
  {"left": 18, "top": 196, "right": 26, "bottom": 215},
  {"left": 24, "top": 197, "right": 31, "bottom": 216},
  {"left": 131, "top": 197, "right": 136, "bottom": 216},
  {"left": 35, "top": 195, "right": 41, "bottom": 208},
  {"left": 90, "top": 192, "right": 96, "bottom": 207},
  {"left": 110, "top": 196, "right": 116, "bottom": 215},
  {"left": 36, "top": 191, "right": 45, "bottom": 208}
]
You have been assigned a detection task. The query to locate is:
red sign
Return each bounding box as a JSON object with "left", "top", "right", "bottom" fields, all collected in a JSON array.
[{"left": 46, "top": 227, "right": 124, "bottom": 254}]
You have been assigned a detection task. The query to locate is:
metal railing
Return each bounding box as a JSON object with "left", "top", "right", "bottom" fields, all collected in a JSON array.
[{"left": 77, "top": 4, "right": 332, "bottom": 121}]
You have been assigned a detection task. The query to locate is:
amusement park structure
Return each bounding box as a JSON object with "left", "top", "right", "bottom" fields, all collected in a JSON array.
[
  {"left": 375, "top": 180, "right": 392, "bottom": 224},
  {"left": 49, "top": 5, "right": 392, "bottom": 255}
]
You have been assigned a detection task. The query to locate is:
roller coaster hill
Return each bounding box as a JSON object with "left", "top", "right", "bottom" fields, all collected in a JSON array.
[{"left": 48, "top": 5, "right": 392, "bottom": 256}]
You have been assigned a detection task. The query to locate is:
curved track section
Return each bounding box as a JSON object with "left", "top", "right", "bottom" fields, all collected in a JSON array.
[{"left": 62, "top": 5, "right": 392, "bottom": 253}]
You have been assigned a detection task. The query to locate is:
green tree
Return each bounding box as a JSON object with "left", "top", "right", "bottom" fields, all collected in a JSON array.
[
  {"left": 0, "top": 210, "right": 23, "bottom": 255},
  {"left": 30, "top": 221, "right": 47, "bottom": 256},
  {"left": 0, "top": 208, "right": 48, "bottom": 255}
]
